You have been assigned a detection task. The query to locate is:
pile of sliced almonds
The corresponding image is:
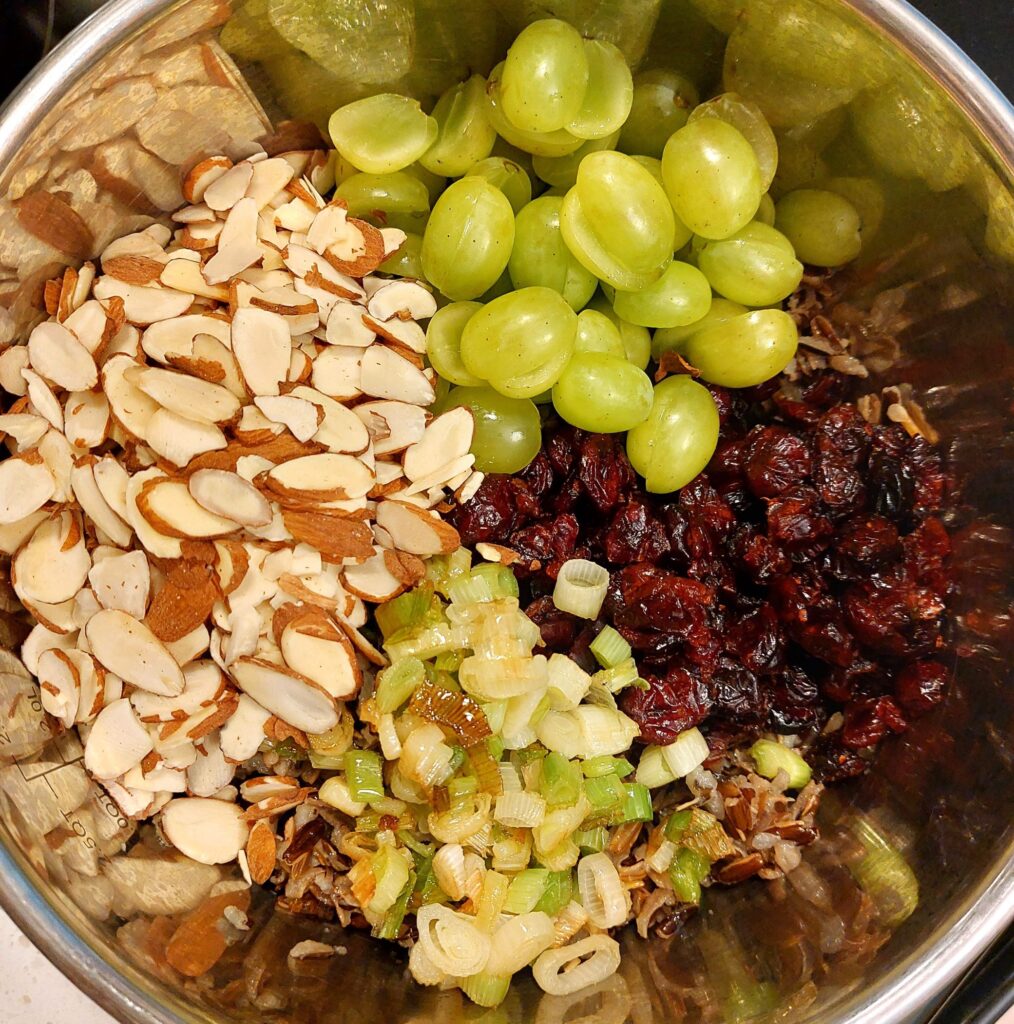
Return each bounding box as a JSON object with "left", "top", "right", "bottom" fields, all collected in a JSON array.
[{"left": 0, "top": 148, "right": 479, "bottom": 866}]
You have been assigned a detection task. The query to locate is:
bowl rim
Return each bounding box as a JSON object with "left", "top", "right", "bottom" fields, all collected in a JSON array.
[{"left": 0, "top": 1, "right": 1012, "bottom": 1022}]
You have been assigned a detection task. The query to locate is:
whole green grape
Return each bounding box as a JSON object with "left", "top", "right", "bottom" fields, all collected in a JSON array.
[
  {"left": 652, "top": 297, "right": 747, "bottom": 358},
  {"left": 460, "top": 286, "right": 577, "bottom": 398},
  {"left": 587, "top": 293, "right": 651, "bottom": 369},
  {"left": 688, "top": 93, "right": 779, "bottom": 191},
  {"left": 426, "top": 302, "right": 486, "bottom": 386},
  {"left": 508, "top": 196, "right": 599, "bottom": 310},
  {"left": 501, "top": 19, "right": 589, "bottom": 134},
  {"left": 485, "top": 62, "right": 585, "bottom": 158},
  {"left": 567, "top": 39, "right": 634, "bottom": 141},
  {"left": 420, "top": 75, "right": 497, "bottom": 177},
  {"left": 334, "top": 171, "right": 430, "bottom": 233},
  {"left": 404, "top": 163, "right": 446, "bottom": 204},
  {"left": 820, "top": 177, "right": 886, "bottom": 240},
  {"left": 532, "top": 131, "right": 620, "bottom": 190},
  {"left": 695, "top": 221, "right": 803, "bottom": 306},
  {"left": 662, "top": 119, "right": 763, "bottom": 239},
  {"left": 613, "top": 261, "right": 713, "bottom": 329},
  {"left": 684, "top": 309, "right": 798, "bottom": 387},
  {"left": 626, "top": 376, "right": 720, "bottom": 493},
  {"left": 755, "top": 193, "right": 776, "bottom": 226},
  {"left": 619, "top": 70, "right": 700, "bottom": 159},
  {"left": 574, "top": 309, "right": 625, "bottom": 357},
  {"left": 442, "top": 386, "right": 541, "bottom": 474},
  {"left": 329, "top": 94, "right": 438, "bottom": 175},
  {"left": 421, "top": 177, "right": 515, "bottom": 301},
  {"left": 552, "top": 353, "right": 653, "bottom": 433},
  {"left": 629, "top": 157, "right": 694, "bottom": 250},
  {"left": 378, "top": 231, "right": 424, "bottom": 278},
  {"left": 466, "top": 156, "right": 533, "bottom": 215},
  {"left": 561, "top": 151, "right": 677, "bottom": 291},
  {"left": 775, "top": 189, "right": 862, "bottom": 267}
]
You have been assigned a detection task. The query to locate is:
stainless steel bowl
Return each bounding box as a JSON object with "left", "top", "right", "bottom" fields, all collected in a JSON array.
[{"left": 0, "top": 2, "right": 1012, "bottom": 1023}]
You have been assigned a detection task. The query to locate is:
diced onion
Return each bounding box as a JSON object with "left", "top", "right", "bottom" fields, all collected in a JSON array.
[
  {"left": 535, "top": 709, "right": 585, "bottom": 759},
  {"left": 485, "top": 912, "right": 556, "bottom": 976},
  {"left": 409, "top": 937, "right": 448, "bottom": 986},
  {"left": 533, "top": 935, "right": 622, "bottom": 995},
  {"left": 432, "top": 842, "right": 467, "bottom": 901},
  {"left": 400, "top": 723, "right": 455, "bottom": 788},
  {"left": 459, "top": 653, "right": 549, "bottom": 700},
  {"left": 574, "top": 706, "right": 640, "bottom": 758},
  {"left": 428, "top": 792, "right": 492, "bottom": 843},
  {"left": 416, "top": 904, "right": 491, "bottom": 978},
  {"left": 577, "top": 852, "right": 630, "bottom": 929},
  {"left": 661, "top": 727, "right": 710, "bottom": 778},
  {"left": 378, "top": 713, "right": 402, "bottom": 760},
  {"left": 547, "top": 653, "right": 592, "bottom": 710},
  {"left": 552, "top": 559, "right": 610, "bottom": 619},
  {"left": 634, "top": 745, "right": 677, "bottom": 789},
  {"left": 318, "top": 776, "right": 366, "bottom": 817},
  {"left": 494, "top": 789, "right": 547, "bottom": 828},
  {"left": 538, "top": 836, "right": 581, "bottom": 871}
]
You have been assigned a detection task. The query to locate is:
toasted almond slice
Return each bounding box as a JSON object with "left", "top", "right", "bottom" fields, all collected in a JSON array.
[
  {"left": 283, "top": 244, "right": 364, "bottom": 300},
  {"left": 306, "top": 205, "right": 350, "bottom": 254},
  {"left": 0, "top": 412, "right": 49, "bottom": 448},
  {"left": 93, "top": 276, "right": 193, "bottom": 325},
  {"left": 245, "top": 819, "right": 277, "bottom": 884},
  {"left": 229, "top": 657, "right": 338, "bottom": 734},
  {"left": 36, "top": 428, "right": 74, "bottom": 502},
  {"left": 183, "top": 156, "right": 232, "bottom": 203},
  {"left": 123, "top": 763, "right": 188, "bottom": 794},
  {"left": 65, "top": 390, "right": 111, "bottom": 449},
  {"left": 167, "top": 624, "right": 210, "bottom": 667},
  {"left": 280, "top": 509, "right": 375, "bottom": 564},
  {"left": 102, "top": 255, "right": 166, "bottom": 286},
  {"left": 403, "top": 454, "right": 475, "bottom": 497},
  {"left": 175, "top": 333, "right": 247, "bottom": 399},
  {"left": 126, "top": 365, "right": 241, "bottom": 426},
  {"left": 63, "top": 300, "right": 115, "bottom": 356},
  {"left": 22, "top": 368, "right": 64, "bottom": 431},
  {"left": 88, "top": 549, "right": 150, "bottom": 618},
  {"left": 203, "top": 197, "right": 262, "bottom": 285},
  {"left": 240, "top": 775, "right": 301, "bottom": 802},
  {"left": 310, "top": 345, "right": 362, "bottom": 402},
  {"left": 359, "top": 345, "right": 434, "bottom": 405},
  {"left": 160, "top": 256, "right": 231, "bottom": 302},
  {"left": 263, "top": 452, "right": 374, "bottom": 501},
  {"left": 161, "top": 797, "right": 249, "bottom": 865},
  {"left": 355, "top": 400, "right": 427, "bottom": 457},
  {"left": 231, "top": 306, "right": 290, "bottom": 397},
  {"left": 367, "top": 280, "right": 437, "bottom": 323},
  {"left": 380, "top": 226, "right": 408, "bottom": 257},
  {"left": 234, "top": 405, "right": 284, "bottom": 446},
  {"left": 0, "top": 451, "right": 55, "bottom": 524},
  {"left": 219, "top": 692, "right": 270, "bottom": 763},
  {"left": 362, "top": 313, "right": 427, "bottom": 353},
  {"left": 288, "top": 384, "right": 370, "bottom": 454},
  {"left": 137, "top": 478, "right": 239, "bottom": 538},
  {"left": 187, "top": 469, "right": 272, "bottom": 527},
  {"left": 102, "top": 353, "right": 161, "bottom": 441},
  {"left": 203, "top": 161, "right": 254, "bottom": 211},
  {"left": 93, "top": 454, "right": 131, "bottom": 522},
  {"left": 70, "top": 650, "right": 106, "bottom": 724},
  {"left": 279, "top": 610, "right": 362, "bottom": 700},
  {"left": 375, "top": 499, "right": 461, "bottom": 556},
  {"left": 86, "top": 609, "right": 185, "bottom": 697},
  {"left": 84, "top": 698, "right": 154, "bottom": 780},
  {"left": 342, "top": 549, "right": 405, "bottom": 603},
  {"left": 0, "top": 509, "right": 48, "bottom": 555},
  {"left": 131, "top": 660, "right": 226, "bottom": 723},
  {"left": 253, "top": 395, "right": 322, "bottom": 443},
  {"left": 172, "top": 202, "right": 216, "bottom": 225},
  {"left": 246, "top": 157, "right": 296, "bottom": 209},
  {"left": 456, "top": 470, "right": 485, "bottom": 504},
  {"left": 403, "top": 407, "right": 474, "bottom": 482},
  {"left": 147, "top": 408, "right": 228, "bottom": 467},
  {"left": 13, "top": 511, "right": 91, "bottom": 606},
  {"left": 71, "top": 586, "right": 102, "bottom": 630},
  {"left": 27, "top": 320, "right": 98, "bottom": 391},
  {"left": 21, "top": 621, "right": 76, "bottom": 676},
  {"left": 0, "top": 345, "right": 30, "bottom": 397},
  {"left": 324, "top": 300, "right": 376, "bottom": 348},
  {"left": 38, "top": 647, "right": 81, "bottom": 728},
  {"left": 71, "top": 459, "right": 133, "bottom": 548},
  {"left": 141, "top": 313, "right": 231, "bottom": 365},
  {"left": 322, "top": 217, "right": 386, "bottom": 277},
  {"left": 125, "top": 467, "right": 183, "bottom": 559},
  {"left": 275, "top": 196, "right": 317, "bottom": 233},
  {"left": 187, "top": 729, "right": 235, "bottom": 797},
  {"left": 249, "top": 284, "right": 317, "bottom": 319}
]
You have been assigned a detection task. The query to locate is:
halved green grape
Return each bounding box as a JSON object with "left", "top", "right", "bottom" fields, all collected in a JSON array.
[
  {"left": 532, "top": 131, "right": 620, "bottom": 190},
  {"left": 613, "top": 261, "right": 713, "bottom": 329},
  {"left": 755, "top": 193, "right": 776, "bottom": 226},
  {"left": 508, "top": 196, "right": 598, "bottom": 311},
  {"left": 334, "top": 172, "right": 430, "bottom": 233},
  {"left": 466, "top": 156, "right": 533, "bottom": 215},
  {"left": 695, "top": 221, "right": 803, "bottom": 306},
  {"left": 552, "top": 353, "right": 653, "bottom": 432},
  {"left": 619, "top": 69, "right": 699, "bottom": 159},
  {"left": 587, "top": 293, "right": 652, "bottom": 369},
  {"left": 662, "top": 119, "right": 763, "bottom": 240},
  {"left": 421, "top": 177, "right": 515, "bottom": 301},
  {"left": 566, "top": 39, "right": 634, "bottom": 141},
  {"left": 775, "top": 189, "right": 862, "bottom": 267},
  {"left": 652, "top": 297, "right": 748, "bottom": 358},
  {"left": 688, "top": 92, "right": 779, "bottom": 191},
  {"left": 574, "top": 309, "right": 625, "bottom": 357},
  {"left": 378, "top": 231, "right": 424, "bottom": 278},
  {"left": 485, "top": 63, "right": 585, "bottom": 158},
  {"left": 441, "top": 386, "right": 541, "bottom": 474},
  {"left": 501, "top": 19, "right": 589, "bottom": 134},
  {"left": 460, "top": 287, "right": 577, "bottom": 398},
  {"left": 820, "top": 177, "right": 886, "bottom": 241},
  {"left": 420, "top": 75, "right": 497, "bottom": 177},
  {"left": 426, "top": 302, "right": 486, "bottom": 386},
  {"left": 626, "top": 376, "right": 720, "bottom": 493},
  {"left": 684, "top": 309, "right": 798, "bottom": 387},
  {"left": 560, "top": 151, "right": 677, "bottom": 291},
  {"left": 328, "top": 94, "right": 438, "bottom": 175}
]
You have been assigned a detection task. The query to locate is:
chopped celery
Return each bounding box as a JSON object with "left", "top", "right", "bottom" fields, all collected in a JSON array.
[
  {"left": 413, "top": 857, "right": 449, "bottom": 906},
  {"left": 354, "top": 810, "right": 383, "bottom": 832},
  {"left": 593, "top": 657, "right": 640, "bottom": 693},
  {"left": 376, "top": 584, "right": 440, "bottom": 638},
  {"left": 434, "top": 649, "right": 464, "bottom": 672},
  {"left": 375, "top": 657, "right": 425, "bottom": 714},
  {"left": 449, "top": 775, "right": 479, "bottom": 799},
  {"left": 448, "top": 570, "right": 496, "bottom": 605},
  {"left": 669, "top": 846, "right": 710, "bottom": 904},
  {"left": 472, "top": 562, "right": 520, "bottom": 599},
  {"left": 397, "top": 831, "right": 436, "bottom": 858},
  {"left": 540, "top": 752, "right": 583, "bottom": 806},
  {"left": 575, "top": 826, "right": 609, "bottom": 852},
  {"left": 461, "top": 971, "right": 511, "bottom": 1008},
  {"left": 534, "top": 869, "right": 574, "bottom": 914},
  {"left": 581, "top": 755, "right": 634, "bottom": 778},
  {"left": 849, "top": 818, "right": 920, "bottom": 927},
  {"left": 665, "top": 808, "right": 693, "bottom": 842},
  {"left": 369, "top": 845, "right": 411, "bottom": 915},
  {"left": 619, "top": 782, "right": 653, "bottom": 822},
  {"left": 344, "top": 749, "right": 385, "bottom": 802},
  {"left": 426, "top": 548, "right": 473, "bottom": 597},
  {"left": 584, "top": 772, "right": 625, "bottom": 811},
  {"left": 385, "top": 620, "right": 458, "bottom": 661},
  {"left": 661, "top": 727, "right": 710, "bottom": 778},
  {"left": 308, "top": 752, "right": 347, "bottom": 770},
  {"left": 503, "top": 867, "right": 549, "bottom": 913},
  {"left": 475, "top": 870, "right": 510, "bottom": 931},
  {"left": 487, "top": 735, "right": 506, "bottom": 760},
  {"left": 447, "top": 744, "right": 466, "bottom": 774},
  {"left": 373, "top": 871, "right": 415, "bottom": 939},
  {"left": 665, "top": 807, "right": 736, "bottom": 861},
  {"left": 590, "top": 625, "right": 632, "bottom": 668},
  {"left": 750, "top": 739, "right": 812, "bottom": 789}
]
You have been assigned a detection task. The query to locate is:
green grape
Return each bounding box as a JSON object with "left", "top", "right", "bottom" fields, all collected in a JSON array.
[
  {"left": 613, "top": 261, "right": 713, "bottom": 329},
  {"left": 442, "top": 386, "right": 542, "bottom": 474},
  {"left": 662, "top": 120, "right": 763, "bottom": 240},
  {"left": 426, "top": 302, "right": 486, "bottom": 387},
  {"left": 466, "top": 156, "right": 533, "bottom": 215},
  {"left": 378, "top": 231, "right": 424, "bottom": 278},
  {"left": 480, "top": 267, "right": 515, "bottom": 303},
  {"left": 532, "top": 131, "right": 620, "bottom": 190},
  {"left": 334, "top": 172, "right": 430, "bottom": 233},
  {"left": 404, "top": 163, "right": 447, "bottom": 204},
  {"left": 501, "top": 19, "right": 589, "bottom": 134},
  {"left": 628, "top": 158, "right": 694, "bottom": 250},
  {"left": 626, "top": 376, "right": 720, "bottom": 493},
  {"left": 619, "top": 69, "right": 699, "bottom": 159},
  {"left": 508, "top": 196, "right": 599, "bottom": 311},
  {"left": 485, "top": 62, "right": 585, "bottom": 158},
  {"left": 820, "top": 177, "right": 886, "bottom": 240},
  {"left": 574, "top": 309, "right": 625, "bottom": 357},
  {"left": 587, "top": 293, "right": 651, "bottom": 369},
  {"left": 684, "top": 309, "right": 798, "bottom": 387},
  {"left": 419, "top": 75, "right": 497, "bottom": 177},
  {"left": 687, "top": 0, "right": 746, "bottom": 34},
  {"left": 460, "top": 287, "right": 577, "bottom": 398},
  {"left": 755, "top": 193, "right": 776, "bottom": 226},
  {"left": 771, "top": 136, "right": 828, "bottom": 195},
  {"left": 421, "top": 177, "right": 515, "bottom": 301},
  {"left": 775, "top": 189, "right": 862, "bottom": 267},
  {"left": 688, "top": 92, "right": 779, "bottom": 191},
  {"left": 552, "top": 353, "right": 653, "bottom": 433},
  {"left": 652, "top": 297, "right": 747, "bottom": 358},
  {"left": 561, "top": 151, "right": 676, "bottom": 291},
  {"left": 695, "top": 222, "right": 802, "bottom": 306},
  {"left": 566, "top": 39, "right": 634, "bottom": 141},
  {"left": 329, "top": 94, "right": 438, "bottom": 175},
  {"left": 490, "top": 136, "right": 536, "bottom": 180}
]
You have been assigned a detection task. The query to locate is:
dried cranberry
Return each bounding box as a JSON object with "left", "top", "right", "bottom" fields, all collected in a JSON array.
[
  {"left": 729, "top": 527, "right": 791, "bottom": 584},
  {"left": 550, "top": 471, "right": 583, "bottom": 514},
  {"left": 815, "top": 454, "right": 866, "bottom": 517},
  {"left": 526, "top": 595, "right": 579, "bottom": 652},
  {"left": 841, "top": 696, "right": 907, "bottom": 749},
  {"left": 707, "top": 438, "right": 747, "bottom": 486},
  {"left": 509, "top": 513, "right": 579, "bottom": 569},
  {"left": 745, "top": 427, "right": 812, "bottom": 498},
  {"left": 452, "top": 475, "right": 538, "bottom": 544},
  {"left": 792, "top": 609, "right": 858, "bottom": 667},
  {"left": 679, "top": 477, "right": 736, "bottom": 559},
  {"left": 519, "top": 451, "right": 554, "bottom": 498},
  {"left": 894, "top": 659, "right": 949, "bottom": 717},
  {"left": 903, "top": 517, "right": 951, "bottom": 579},
  {"left": 546, "top": 423, "right": 583, "bottom": 476},
  {"left": 816, "top": 405, "right": 873, "bottom": 465},
  {"left": 867, "top": 450, "right": 915, "bottom": 522},
  {"left": 603, "top": 500, "right": 670, "bottom": 564},
  {"left": 843, "top": 581, "right": 921, "bottom": 657},
  {"left": 577, "top": 434, "right": 636, "bottom": 512},
  {"left": 822, "top": 660, "right": 891, "bottom": 704},
  {"left": 807, "top": 736, "right": 869, "bottom": 782},
  {"left": 708, "top": 657, "right": 767, "bottom": 728},
  {"left": 621, "top": 666, "right": 711, "bottom": 744},
  {"left": 836, "top": 516, "right": 901, "bottom": 571},
  {"left": 726, "top": 604, "right": 784, "bottom": 674},
  {"left": 608, "top": 564, "right": 715, "bottom": 632},
  {"left": 766, "top": 488, "right": 833, "bottom": 553}
]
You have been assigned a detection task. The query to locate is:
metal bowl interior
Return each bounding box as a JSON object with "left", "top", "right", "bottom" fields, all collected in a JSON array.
[{"left": 0, "top": 1, "right": 1012, "bottom": 1023}]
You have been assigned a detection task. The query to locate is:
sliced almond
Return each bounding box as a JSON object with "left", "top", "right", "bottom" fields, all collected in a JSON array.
[
  {"left": 86, "top": 608, "right": 185, "bottom": 696},
  {"left": 0, "top": 509, "right": 48, "bottom": 555},
  {"left": 0, "top": 451, "right": 55, "bottom": 523},
  {"left": 359, "top": 345, "right": 434, "bottom": 405},
  {"left": 64, "top": 300, "right": 116, "bottom": 356},
  {"left": 88, "top": 549, "right": 150, "bottom": 618},
  {"left": 246, "top": 157, "right": 296, "bottom": 209},
  {"left": 70, "top": 650, "right": 106, "bottom": 724},
  {"left": 102, "top": 353, "right": 161, "bottom": 441},
  {"left": 65, "top": 390, "right": 111, "bottom": 449},
  {"left": 160, "top": 256, "right": 231, "bottom": 302},
  {"left": 93, "top": 276, "right": 194, "bottom": 325},
  {"left": 188, "top": 469, "right": 272, "bottom": 527},
  {"left": 263, "top": 453, "right": 374, "bottom": 501},
  {"left": 228, "top": 657, "right": 338, "bottom": 734},
  {"left": 93, "top": 454, "right": 132, "bottom": 522},
  {"left": 0, "top": 412, "right": 48, "bottom": 449},
  {"left": 280, "top": 509, "right": 375, "bottom": 563},
  {"left": 27, "top": 320, "right": 98, "bottom": 391},
  {"left": 22, "top": 368, "right": 64, "bottom": 431},
  {"left": 147, "top": 408, "right": 227, "bottom": 467},
  {"left": 342, "top": 548, "right": 405, "bottom": 603},
  {"left": 288, "top": 384, "right": 370, "bottom": 453},
  {"left": 0, "top": 345, "right": 30, "bottom": 396},
  {"left": 360, "top": 313, "right": 427, "bottom": 353},
  {"left": 161, "top": 797, "right": 249, "bottom": 865},
  {"left": 183, "top": 156, "right": 233, "bottom": 203},
  {"left": 253, "top": 395, "right": 322, "bottom": 443},
  {"left": 166, "top": 624, "right": 211, "bottom": 667},
  {"left": 12, "top": 511, "right": 91, "bottom": 606},
  {"left": 137, "top": 478, "right": 239, "bottom": 538},
  {"left": 324, "top": 300, "right": 375, "bottom": 347},
  {"left": 245, "top": 819, "right": 277, "bottom": 884},
  {"left": 71, "top": 459, "right": 133, "bottom": 548},
  {"left": 219, "top": 692, "right": 271, "bottom": 762},
  {"left": 123, "top": 763, "right": 188, "bottom": 794},
  {"left": 311, "top": 345, "right": 362, "bottom": 401},
  {"left": 321, "top": 217, "right": 386, "bottom": 278},
  {"left": 356, "top": 399, "right": 428, "bottom": 458},
  {"left": 102, "top": 255, "right": 166, "bottom": 286},
  {"left": 367, "top": 280, "right": 436, "bottom": 323},
  {"left": 125, "top": 364, "right": 241, "bottom": 426},
  {"left": 187, "top": 729, "right": 236, "bottom": 797},
  {"left": 36, "top": 428, "right": 75, "bottom": 502},
  {"left": 174, "top": 333, "right": 246, "bottom": 399},
  {"left": 124, "top": 468, "right": 183, "bottom": 559},
  {"left": 131, "top": 660, "right": 226, "bottom": 723},
  {"left": 203, "top": 197, "right": 262, "bottom": 285},
  {"left": 403, "top": 407, "right": 474, "bottom": 482},
  {"left": 84, "top": 698, "right": 154, "bottom": 780},
  {"left": 231, "top": 306, "right": 290, "bottom": 397},
  {"left": 141, "top": 313, "right": 231, "bottom": 365},
  {"left": 283, "top": 244, "right": 364, "bottom": 300},
  {"left": 279, "top": 609, "right": 362, "bottom": 700},
  {"left": 203, "top": 161, "right": 254, "bottom": 211},
  {"left": 375, "top": 499, "right": 461, "bottom": 556},
  {"left": 38, "top": 647, "right": 81, "bottom": 728},
  {"left": 146, "top": 570, "right": 219, "bottom": 646}
]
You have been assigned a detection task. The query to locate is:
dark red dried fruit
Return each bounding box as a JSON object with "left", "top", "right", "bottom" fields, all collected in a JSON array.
[
  {"left": 894, "top": 659, "right": 949, "bottom": 717},
  {"left": 621, "top": 666, "right": 711, "bottom": 744},
  {"left": 841, "top": 696, "right": 907, "bottom": 749},
  {"left": 603, "top": 500, "right": 671, "bottom": 564},
  {"left": 745, "top": 426, "right": 812, "bottom": 498},
  {"left": 766, "top": 488, "right": 833, "bottom": 553},
  {"left": 577, "top": 434, "right": 636, "bottom": 512}
]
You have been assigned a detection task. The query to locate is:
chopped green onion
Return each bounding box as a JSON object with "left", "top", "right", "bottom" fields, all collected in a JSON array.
[
  {"left": 449, "top": 775, "right": 479, "bottom": 800},
  {"left": 397, "top": 831, "right": 435, "bottom": 859},
  {"left": 448, "top": 569, "right": 496, "bottom": 605},
  {"left": 385, "top": 621, "right": 458, "bottom": 661},
  {"left": 374, "top": 870, "right": 415, "bottom": 939},
  {"left": 540, "top": 752, "right": 583, "bottom": 807},
  {"left": 619, "top": 782, "right": 653, "bottom": 822},
  {"left": 669, "top": 846, "right": 710, "bottom": 904},
  {"left": 344, "top": 749, "right": 385, "bottom": 803},
  {"left": 494, "top": 789, "right": 547, "bottom": 828},
  {"left": 665, "top": 807, "right": 737, "bottom": 861},
  {"left": 534, "top": 870, "right": 574, "bottom": 914},
  {"left": 634, "top": 745, "right": 677, "bottom": 788},
  {"left": 413, "top": 857, "right": 449, "bottom": 906},
  {"left": 309, "top": 751, "right": 352, "bottom": 771},
  {"left": 433, "top": 649, "right": 464, "bottom": 673},
  {"left": 472, "top": 562, "right": 520, "bottom": 600},
  {"left": 584, "top": 773, "right": 625, "bottom": 812},
  {"left": 447, "top": 744, "right": 466, "bottom": 774},
  {"left": 750, "top": 739, "right": 812, "bottom": 789},
  {"left": 574, "top": 826, "right": 609, "bottom": 853},
  {"left": 661, "top": 727, "right": 710, "bottom": 778},
  {"left": 376, "top": 584, "right": 440, "bottom": 638},
  {"left": 492, "top": 823, "right": 533, "bottom": 873},
  {"left": 461, "top": 971, "right": 511, "bottom": 1008},
  {"left": 552, "top": 558, "right": 609, "bottom": 619},
  {"left": 374, "top": 657, "right": 425, "bottom": 714},
  {"left": 319, "top": 776, "right": 366, "bottom": 816},
  {"left": 593, "top": 657, "right": 640, "bottom": 693},
  {"left": 487, "top": 735, "right": 506, "bottom": 761},
  {"left": 368, "top": 845, "right": 411, "bottom": 915},
  {"left": 425, "top": 548, "right": 472, "bottom": 597},
  {"left": 536, "top": 836, "right": 581, "bottom": 871},
  {"left": 848, "top": 817, "right": 920, "bottom": 927},
  {"left": 503, "top": 868, "right": 549, "bottom": 914},
  {"left": 590, "top": 625, "right": 632, "bottom": 668},
  {"left": 581, "top": 755, "right": 634, "bottom": 779},
  {"left": 354, "top": 810, "right": 383, "bottom": 833},
  {"left": 546, "top": 653, "right": 592, "bottom": 710}
]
